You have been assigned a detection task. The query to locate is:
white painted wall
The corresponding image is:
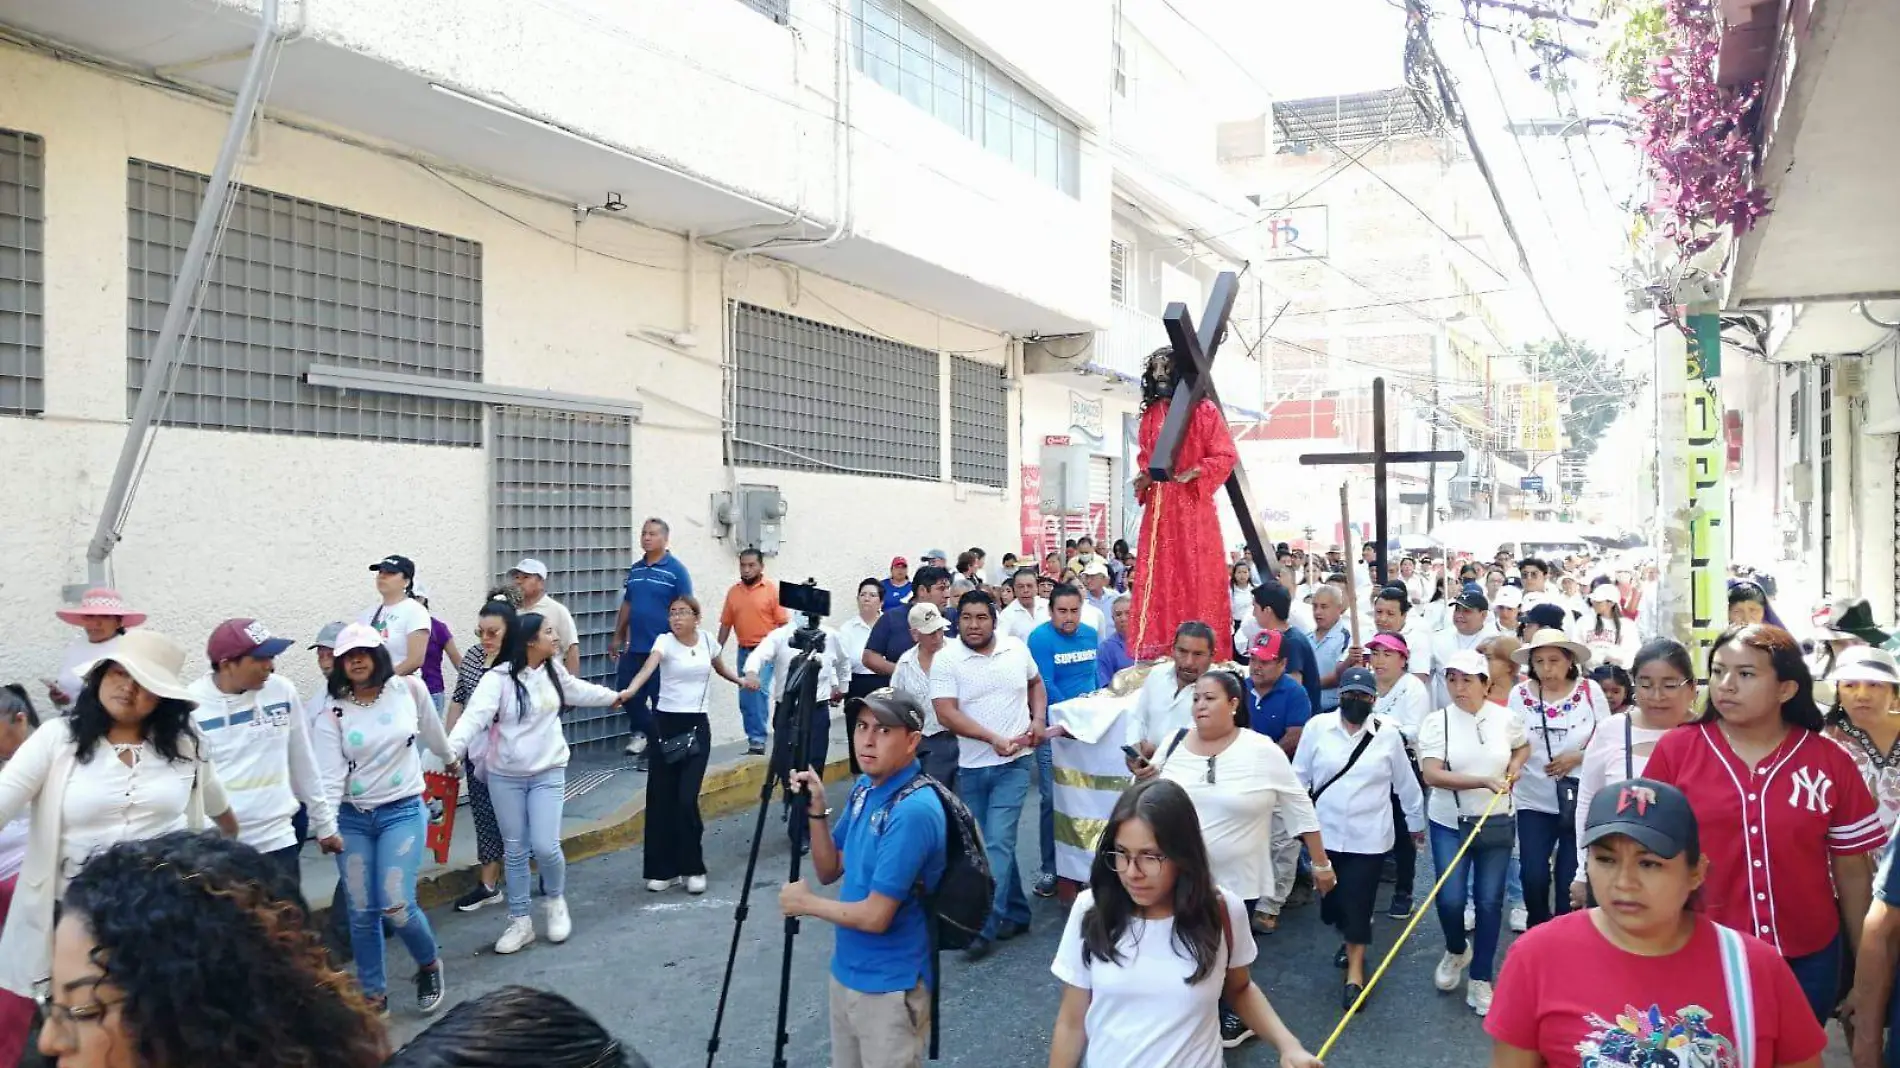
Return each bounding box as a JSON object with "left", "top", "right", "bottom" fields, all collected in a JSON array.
[{"left": 0, "top": 46, "right": 1016, "bottom": 743}]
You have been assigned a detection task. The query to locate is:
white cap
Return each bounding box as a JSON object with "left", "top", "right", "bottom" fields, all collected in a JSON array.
[
  {"left": 908, "top": 602, "right": 950, "bottom": 635},
  {"left": 1834, "top": 646, "right": 1900, "bottom": 686},
  {"left": 1494, "top": 586, "right": 1523, "bottom": 609},
  {"left": 1588, "top": 583, "right": 1620, "bottom": 604},
  {"left": 510, "top": 558, "right": 549, "bottom": 578},
  {"left": 1444, "top": 649, "right": 1490, "bottom": 678}
]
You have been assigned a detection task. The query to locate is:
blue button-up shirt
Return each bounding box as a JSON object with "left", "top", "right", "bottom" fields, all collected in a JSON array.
[
  {"left": 622, "top": 552, "right": 692, "bottom": 653},
  {"left": 1306, "top": 622, "right": 1351, "bottom": 712}
]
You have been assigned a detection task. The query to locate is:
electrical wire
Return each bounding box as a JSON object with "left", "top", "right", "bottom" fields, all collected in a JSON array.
[{"left": 418, "top": 164, "right": 683, "bottom": 272}]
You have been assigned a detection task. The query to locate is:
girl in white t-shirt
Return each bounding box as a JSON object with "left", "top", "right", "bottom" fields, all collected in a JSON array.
[
  {"left": 1507, "top": 633, "right": 1608, "bottom": 932},
  {"left": 623, "top": 595, "right": 743, "bottom": 895},
  {"left": 1049, "top": 778, "right": 1320, "bottom": 1068}
]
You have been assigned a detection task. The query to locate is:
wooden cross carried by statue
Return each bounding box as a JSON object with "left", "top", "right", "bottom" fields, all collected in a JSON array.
[
  {"left": 1298, "top": 377, "right": 1464, "bottom": 588},
  {"left": 1147, "top": 271, "right": 1270, "bottom": 569}
]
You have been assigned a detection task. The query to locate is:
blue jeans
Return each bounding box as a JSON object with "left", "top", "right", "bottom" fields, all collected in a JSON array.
[
  {"left": 615, "top": 648, "right": 660, "bottom": 739},
  {"left": 1784, "top": 932, "right": 1841, "bottom": 1025},
  {"left": 1430, "top": 820, "right": 1511, "bottom": 982},
  {"left": 1036, "top": 741, "right": 1056, "bottom": 877},
  {"left": 737, "top": 646, "right": 769, "bottom": 746},
  {"left": 486, "top": 767, "right": 568, "bottom": 918},
  {"left": 1516, "top": 809, "right": 1575, "bottom": 927},
  {"left": 956, "top": 758, "right": 1032, "bottom": 939},
  {"left": 336, "top": 797, "right": 438, "bottom": 997}
]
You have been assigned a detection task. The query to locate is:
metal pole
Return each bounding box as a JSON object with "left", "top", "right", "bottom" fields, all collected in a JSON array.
[
  {"left": 1428, "top": 331, "right": 1442, "bottom": 532},
  {"left": 1373, "top": 378, "right": 1390, "bottom": 589},
  {"left": 85, "top": 0, "right": 282, "bottom": 583}
]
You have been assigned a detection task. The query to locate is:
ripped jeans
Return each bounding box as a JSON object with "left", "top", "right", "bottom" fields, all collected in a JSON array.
[{"left": 336, "top": 796, "right": 438, "bottom": 998}]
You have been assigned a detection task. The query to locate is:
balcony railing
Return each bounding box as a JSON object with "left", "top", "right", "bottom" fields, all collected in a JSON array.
[{"left": 1092, "top": 300, "right": 1262, "bottom": 412}]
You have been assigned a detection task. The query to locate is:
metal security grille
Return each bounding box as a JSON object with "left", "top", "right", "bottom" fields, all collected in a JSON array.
[
  {"left": 491, "top": 405, "right": 634, "bottom": 748},
  {"left": 0, "top": 129, "right": 43, "bottom": 416},
  {"left": 126, "top": 160, "right": 484, "bottom": 444},
  {"left": 1820, "top": 362, "right": 1834, "bottom": 593},
  {"left": 950, "top": 355, "right": 1007, "bottom": 487},
  {"left": 731, "top": 302, "right": 940, "bottom": 480}
]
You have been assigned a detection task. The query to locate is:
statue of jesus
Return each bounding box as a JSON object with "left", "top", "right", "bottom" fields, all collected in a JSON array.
[{"left": 1127, "top": 346, "right": 1238, "bottom": 661}]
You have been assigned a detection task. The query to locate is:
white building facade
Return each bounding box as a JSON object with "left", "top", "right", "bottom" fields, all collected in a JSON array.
[{"left": 0, "top": 0, "right": 1128, "bottom": 744}]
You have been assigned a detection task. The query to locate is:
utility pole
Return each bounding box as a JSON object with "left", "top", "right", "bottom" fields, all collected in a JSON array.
[{"left": 1428, "top": 330, "right": 1443, "bottom": 532}]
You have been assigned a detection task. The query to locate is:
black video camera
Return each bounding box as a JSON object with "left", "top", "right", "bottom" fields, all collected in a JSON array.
[{"left": 780, "top": 579, "right": 830, "bottom": 653}]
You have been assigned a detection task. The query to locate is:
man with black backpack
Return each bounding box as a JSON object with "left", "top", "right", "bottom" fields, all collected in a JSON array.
[{"left": 782, "top": 688, "right": 957, "bottom": 1068}]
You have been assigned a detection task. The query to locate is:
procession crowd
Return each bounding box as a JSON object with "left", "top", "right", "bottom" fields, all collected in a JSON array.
[{"left": 7, "top": 522, "right": 1900, "bottom": 1068}]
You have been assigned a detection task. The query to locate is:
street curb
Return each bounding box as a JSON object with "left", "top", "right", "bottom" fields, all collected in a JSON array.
[{"left": 312, "top": 752, "right": 856, "bottom": 922}]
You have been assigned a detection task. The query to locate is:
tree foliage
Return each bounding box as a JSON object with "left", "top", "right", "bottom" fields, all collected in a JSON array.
[{"left": 1523, "top": 339, "right": 1643, "bottom": 460}]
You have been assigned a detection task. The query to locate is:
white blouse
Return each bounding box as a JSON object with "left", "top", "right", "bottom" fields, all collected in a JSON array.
[
  {"left": 1417, "top": 701, "right": 1529, "bottom": 827},
  {"left": 59, "top": 742, "right": 197, "bottom": 888},
  {"left": 836, "top": 617, "right": 879, "bottom": 676},
  {"left": 654, "top": 629, "right": 717, "bottom": 714},
  {"left": 1157, "top": 729, "right": 1320, "bottom": 900}
]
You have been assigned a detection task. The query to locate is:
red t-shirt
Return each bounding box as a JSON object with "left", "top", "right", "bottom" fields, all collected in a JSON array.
[
  {"left": 1487, "top": 911, "right": 1828, "bottom": 1068},
  {"left": 1644, "top": 722, "right": 1884, "bottom": 957}
]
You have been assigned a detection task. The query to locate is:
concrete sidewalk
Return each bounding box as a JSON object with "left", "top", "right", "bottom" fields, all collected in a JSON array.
[{"left": 300, "top": 723, "right": 853, "bottom": 915}]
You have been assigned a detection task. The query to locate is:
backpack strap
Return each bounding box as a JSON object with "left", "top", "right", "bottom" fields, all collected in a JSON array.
[
  {"left": 1715, "top": 924, "right": 1755, "bottom": 1068},
  {"left": 1623, "top": 713, "right": 1634, "bottom": 781}
]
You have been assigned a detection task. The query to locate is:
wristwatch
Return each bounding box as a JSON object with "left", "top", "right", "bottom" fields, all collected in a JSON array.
[{"left": 807, "top": 807, "right": 832, "bottom": 821}]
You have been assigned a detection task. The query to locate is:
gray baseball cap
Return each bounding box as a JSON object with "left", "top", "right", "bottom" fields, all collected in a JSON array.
[{"left": 308, "top": 621, "right": 347, "bottom": 650}]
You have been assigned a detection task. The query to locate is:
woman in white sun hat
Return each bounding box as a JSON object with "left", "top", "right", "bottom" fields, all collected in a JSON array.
[
  {"left": 1506, "top": 630, "right": 1608, "bottom": 931},
  {"left": 46, "top": 587, "right": 147, "bottom": 711},
  {"left": 1823, "top": 644, "right": 1900, "bottom": 836},
  {"left": 0, "top": 628, "right": 236, "bottom": 1005}
]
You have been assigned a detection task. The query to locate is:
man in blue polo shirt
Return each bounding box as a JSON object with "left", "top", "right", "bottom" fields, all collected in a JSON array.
[
  {"left": 1025, "top": 583, "right": 1098, "bottom": 899},
  {"left": 782, "top": 688, "right": 946, "bottom": 1068},
  {"left": 610, "top": 516, "right": 693, "bottom": 768}
]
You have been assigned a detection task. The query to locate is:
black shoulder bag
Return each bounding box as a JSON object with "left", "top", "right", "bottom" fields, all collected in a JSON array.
[
  {"left": 1442, "top": 708, "right": 1515, "bottom": 851},
  {"left": 1310, "top": 723, "right": 1377, "bottom": 803},
  {"left": 1534, "top": 682, "right": 1583, "bottom": 828}
]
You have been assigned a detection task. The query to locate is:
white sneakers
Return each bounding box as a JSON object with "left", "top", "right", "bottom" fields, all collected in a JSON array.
[
  {"left": 1509, "top": 906, "right": 1529, "bottom": 933},
  {"left": 495, "top": 915, "right": 536, "bottom": 955},
  {"left": 685, "top": 874, "right": 708, "bottom": 895},
  {"left": 647, "top": 877, "right": 679, "bottom": 892},
  {"left": 1467, "top": 979, "right": 1494, "bottom": 1016},
  {"left": 1434, "top": 948, "right": 1472, "bottom": 992},
  {"left": 625, "top": 735, "right": 648, "bottom": 757},
  {"left": 495, "top": 899, "right": 573, "bottom": 953}
]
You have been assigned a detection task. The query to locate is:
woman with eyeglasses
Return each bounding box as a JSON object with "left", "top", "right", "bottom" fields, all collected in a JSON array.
[
  {"left": 1150, "top": 670, "right": 1331, "bottom": 1049},
  {"left": 1419, "top": 649, "right": 1530, "bottom": 1018},
  {"left": 1644, "top": 623, "right": 1884, "bottom": 1023},
  {"left": 443, "top": 590, "right": 517, "bottom": 914},
  {"left": 1569, "top": 639, "right": 1698, "bottom": 911},
  {"left": 1048, "top": 778, "right": 1322, "bottom": 1068},
  {"left": 36, "top": 830, "right": 390, "bottom": 1068}
]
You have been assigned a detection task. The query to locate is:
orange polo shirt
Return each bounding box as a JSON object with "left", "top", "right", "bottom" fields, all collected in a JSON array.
[{"left": 721, "top": 578, "right": 787, "bottom": 647}]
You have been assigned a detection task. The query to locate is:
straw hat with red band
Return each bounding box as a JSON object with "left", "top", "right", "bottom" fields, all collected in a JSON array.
[
  {"left": 56, "top": 587, "right": 147, "bottom": 628},
  {"left": 74, "top": 629, "right": 196, "bottom": 705},
  {"left": 1510, "top": 628, "right": 1593, "bottom": 668}
]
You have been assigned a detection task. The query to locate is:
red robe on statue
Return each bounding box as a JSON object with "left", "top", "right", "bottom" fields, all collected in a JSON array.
[{"left": 1127, "top": 397, "right": 1239, "bottom": 661}]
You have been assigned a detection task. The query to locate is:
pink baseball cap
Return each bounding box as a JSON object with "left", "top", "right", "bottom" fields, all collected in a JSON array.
[{"left": 1366, "top": 632, "right": 1410, "bottom": 657}]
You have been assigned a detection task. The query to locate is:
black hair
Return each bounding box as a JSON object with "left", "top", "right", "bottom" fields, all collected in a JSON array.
[
  {"left": 1230, "top": 560, "right": 1253, "bottom": 586},
  {"left": 479, "top": 589, "right": 520, "bottom": 629},
  {"left": 1519, "top": 557, "right": 1549, "bottom": 576},
  {"left": 70, "top": 661, "right": 197, "bottom": 765},
  {"left": 1139, "top": 346, "right": 1182, "bottom": 409},
  {"left": 1706, "top": 624, "right": 1824, "bottom": 731},
  {"left": 1083, "top": 779, "right": 1223, "bottom": 983},
  {"left": 326, "top": 643, "right": 395, "bottom": 700},
  {"left": 1591, "top": 663, "right": 1634, "bottom": 711},
  {"left": 1011, "top": 566, "right": 1041, "bottom": 586},
  {"left": 1375, "top": 585, "right": 1411, "bottom": 612},
  {"left": 1526, "top": 645, "right": 1583, "bottom": 687},
  {"left": 1199, "top": 669, "right": 1249, "bottom": 730},
  {"left": 1113, "top": 538, "right": 1130, "bottom": 557},
  {"left": 1174, "top": 620, "right": 1217, "bottom": 651},
  {"left": 60, "top": 832, "right": 388, "bottom": 1068},
  {"left": 0, "top": 683, "right": 39, "bottom": 728},
  {"left": 911, "top": 564, "right": 953, "bottom": 593},
  {"left": 1077, "top": 535, "right": 1096, "bottom": 549},
  {"left": 957, "top": 589, "right": 997, "bottom": 617},
  {"left": 737, "top": 547, "right": 763, "bottom": 565},
  {"left": 642, "top": 516, "right": 671, "bottom": 536},
  {"left": 499, "top": 612, "right": 566, "bottom": 721},
  {"left": 857, "top": 576, "right": 882, "bottom": 598},
  {"left": 1049, "top": 582, "right": 1084, "bottom": 609},
  {"left": 1459, "top": 563, "right": 1480, "bottom": 581},
  {"left": 386, "top": 986, "right": 643, "bottom": 1068},
  {"left": 1632, "top": 637, "right": 1695, "bottom": 683},
  {"left": 1589, "top": 596, "right": 1625, "bottom": 644},
  {"left": 955, "top": 550, "right": 978, "bottom": 573},
  {"left": 1252, "top": 582, "right": 1292, "bottom": 621}
]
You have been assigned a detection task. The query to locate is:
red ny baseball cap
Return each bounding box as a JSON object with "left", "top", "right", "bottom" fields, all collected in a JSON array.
[{"left": 1250, "top": 630, "right": 1287, "bottom": 662}]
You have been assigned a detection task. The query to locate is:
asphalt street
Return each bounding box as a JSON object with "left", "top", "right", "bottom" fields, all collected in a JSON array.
[{"left": 384, "top": 793, "right": 1511, "bottom": 1067}]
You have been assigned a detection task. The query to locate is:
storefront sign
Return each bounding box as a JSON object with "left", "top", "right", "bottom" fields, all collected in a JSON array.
[{"left": 1069, "top": 391, "right": 1105, "bottom": 442}]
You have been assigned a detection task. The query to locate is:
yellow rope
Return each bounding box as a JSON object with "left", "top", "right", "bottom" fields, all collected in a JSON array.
[
  {"left": 1314, "top": 785, "right": 1513, "bottom": 1063},
  {"left": 1132, "top": 486, "right": 1165, "bottom": 656}
]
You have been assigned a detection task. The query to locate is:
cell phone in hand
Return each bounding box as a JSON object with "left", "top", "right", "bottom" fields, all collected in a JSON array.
[{"left": 1120, "top": 744, "right": 1148, "bottom": 767}]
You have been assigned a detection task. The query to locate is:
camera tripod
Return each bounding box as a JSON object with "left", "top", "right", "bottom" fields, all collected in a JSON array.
[{"left": 704, "top": 622, "right": 827, "bottom": 1068}]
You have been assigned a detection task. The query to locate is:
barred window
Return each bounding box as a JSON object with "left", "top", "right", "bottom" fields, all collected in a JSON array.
[
  {"left": 491, "top": 405, "right": 634, "bottom": 747},
  {"left": 730, "top": 303, "right": 940, "bottom": 480},
  {"left": 0, "top": 129, "right": 43, "bottom": 416},
  {"left": 950, "top": 355, "right": 1007, "bottom": 488},
  {"left": 733, "top": 0, "right": 788, "bottom": 23},
  {"left": 126, "top": 160, "right": 484, "bottom": 444}
]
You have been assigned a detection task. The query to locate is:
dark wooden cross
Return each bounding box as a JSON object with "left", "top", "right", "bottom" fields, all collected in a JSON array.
[
  {"left": 1297, "top": 377, "right": 1465, "bottom": 588},
  {"left": 1148, "top": 271, "right": 1270, "bottom": 570}
]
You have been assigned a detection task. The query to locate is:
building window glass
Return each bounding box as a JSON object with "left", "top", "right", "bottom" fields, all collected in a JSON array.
[
  {"left": 854, "top": 0, "right": 1081, "bottom": 198},
  {"left": 125, "top": 160, "right": 483, "bottom": 445},
  {"left": 950, "top": 354, "right": 1007, "bottom": 488},
  {"left": 733, "top": 0, "right": 789, "bottom": 24},
  {"left": 0, "top": 128, "right": 43, "bottom": 417}
]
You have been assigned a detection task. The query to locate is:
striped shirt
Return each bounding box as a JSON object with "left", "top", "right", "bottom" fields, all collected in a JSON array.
[
  {"left": 928, "top": 635, "right": 1040, "bottom": 770},
  {"left": 1645, "top": 720, "right": 1885, "bottom": 957}
]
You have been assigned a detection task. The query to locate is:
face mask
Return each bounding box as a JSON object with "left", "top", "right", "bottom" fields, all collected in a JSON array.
[{"left": 1341, "top": 696, "right": 1373, "bottom": 725}]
